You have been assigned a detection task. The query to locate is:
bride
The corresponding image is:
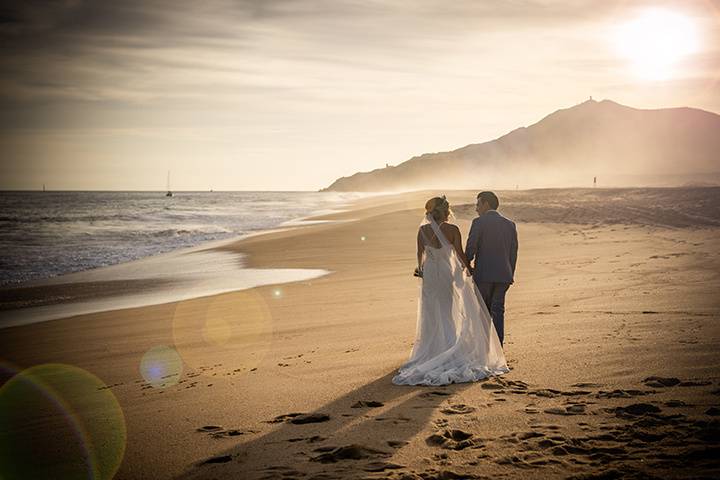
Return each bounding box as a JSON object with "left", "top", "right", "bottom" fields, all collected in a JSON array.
[{"left": 392, "top": 196, "right": 509, "bottom": 386}]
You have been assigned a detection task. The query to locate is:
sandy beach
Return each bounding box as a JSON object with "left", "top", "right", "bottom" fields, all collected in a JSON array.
[{"left": 2, "top": 187, "right": 720, "bottom": 480}]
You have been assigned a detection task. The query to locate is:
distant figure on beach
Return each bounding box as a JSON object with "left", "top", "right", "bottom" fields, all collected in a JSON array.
[
  {"left": 392, "top": 196, "right": 509, "bottom": 386},
  {"left": 593, "top": 176, "right": 597, "bottom": 187},
  {"left": 465, "top": 192, "right": 518, "bottom": 346}
]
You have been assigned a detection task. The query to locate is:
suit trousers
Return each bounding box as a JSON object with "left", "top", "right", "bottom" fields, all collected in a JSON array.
[{"left": 475, "top": 281, "right": 510, "bottom": 346}]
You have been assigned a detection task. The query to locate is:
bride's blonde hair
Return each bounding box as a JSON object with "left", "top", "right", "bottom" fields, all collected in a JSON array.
[{"left": 425, "top": 196, "right": 451, "bottom": 223}]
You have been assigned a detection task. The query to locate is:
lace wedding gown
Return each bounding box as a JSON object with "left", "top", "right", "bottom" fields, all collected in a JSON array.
[{"left": 391, "top": 214, "right": 509, "bottom": 386}]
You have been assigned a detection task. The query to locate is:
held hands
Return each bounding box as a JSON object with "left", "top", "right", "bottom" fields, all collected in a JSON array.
[{"left": 415, "top": 265, "right": 471, "bottom": 278}]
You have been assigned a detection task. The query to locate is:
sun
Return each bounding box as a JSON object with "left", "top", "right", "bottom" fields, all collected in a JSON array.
[{"left": 614, "top": 8, "right": 700, "bottom": 81}]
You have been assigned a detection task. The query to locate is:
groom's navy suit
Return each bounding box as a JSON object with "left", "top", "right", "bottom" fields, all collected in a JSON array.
[{"left": 465, "top": 210, "right": 518, "bottom": 346}]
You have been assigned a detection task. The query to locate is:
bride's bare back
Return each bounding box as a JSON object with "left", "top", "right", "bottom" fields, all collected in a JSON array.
[{"left": 418, "top": 222, "right": 472, "bottom": 272}]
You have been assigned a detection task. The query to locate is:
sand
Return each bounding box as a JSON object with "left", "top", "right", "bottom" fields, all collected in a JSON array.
[{"left": 1, "top": 188, "right": 720, "bottom": 480}]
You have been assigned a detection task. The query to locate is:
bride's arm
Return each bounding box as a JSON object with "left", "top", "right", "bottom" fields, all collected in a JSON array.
[
  {"left": 451, "top": 227, "right": 472, "bottom": 273},
  {"left": 416, "top": 228, "right": 425, "bottom": 271}
]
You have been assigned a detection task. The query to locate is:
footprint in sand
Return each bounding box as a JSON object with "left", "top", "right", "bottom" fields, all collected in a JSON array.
[
  {"left": 642, "top": 376, "right": 680, "bottom": 388},
  {"left": 351, "top": 400, "right": 384, "bottom": 408},
  {"left": 420, "top": 390, "right": 451, "bottom": 398},
  {"left": 197, "top": 425, "right": 223, "bottom": 433},
  {"left": 440, "top": 404, "right": 477, "bottom": 415},
  {"left": 363, "top": 461, "right": 406, "bottom": 472},
  {"left": 425, "top": 428, "right": 479, "bottom": 451},
  {"left": 196, "top": 425, "right": 258, "bottom": 438},
  {"left": 561, "top": 390, "right": 594, "bottom": 396},
  {"left": 606, "top": 403, "right": 662, "bottom": 418},
  {"left": 287, "top": 435, "right": 326, "bottom": 443},
  {"left": 480, "top": 383, "right": 505, "bottom": 391},
  {"left": 434, "top": 418, "right": 449, "bottom": 428},
  {"left": 267, "top": 412, "right": 331, "bottom": 424},
  {"left": 96, "top": 382, "right": 124, "bottom": 391},
  {"left": 678, "top": 380, "right": 712, "bottom": 387},
  {"left": 259, "top": 465, "right": 304, "bottom": 478},
  {"left": 309, "top": 444, "right": 392, "bottom": 464},
  {"left": 544, "top": 404, "right": 587, "bottom": 416},
  {"left": 505, "top": 379, "right": 530, "bottom": 391},
  {"left": 510, "top": 395, "right": 720, "bottom": 476},
  {"left": 530, "top": 388, "right": 563, "bottom": 398},
  {"left": 571, "top": 382, "right": 603, "bottom": 388},
  {"left": 517, "top": 431, "right": 545, "bottom": 441},
  {"left": 387, "top": 440, "right": 409, "bottom": 448},
  {"left": 596, "top": 389, "right": 655, "bottom": 399},
  {"left": 414, "top": 470, "right": 488, "bottom": 479}
]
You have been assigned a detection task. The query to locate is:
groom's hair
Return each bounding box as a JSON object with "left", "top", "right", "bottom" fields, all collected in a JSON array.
[{"left": 477, "top": 191, "right": 499, "bottom": 210}]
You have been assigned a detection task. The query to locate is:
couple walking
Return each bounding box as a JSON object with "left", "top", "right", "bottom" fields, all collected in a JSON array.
[{"left": 392, "top": 192, "right": 518, "bottom": 386}]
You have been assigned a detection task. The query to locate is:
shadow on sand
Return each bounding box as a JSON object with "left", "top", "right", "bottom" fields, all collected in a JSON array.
[{"left": 175, "top": 370, "right": 478, "bottom": 479}]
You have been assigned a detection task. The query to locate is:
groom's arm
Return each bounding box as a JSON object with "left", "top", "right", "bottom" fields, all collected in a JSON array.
[
  {"left": 465, "top": 218, "right": 480, "bottom": 266},
  {"left": 510, "top": 222, "right": 518, "bottom": 276}
]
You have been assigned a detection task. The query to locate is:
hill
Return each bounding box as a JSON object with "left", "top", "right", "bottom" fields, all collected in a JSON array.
[{"left": 322, "top": 99, "right": 720, "bottom": 191}]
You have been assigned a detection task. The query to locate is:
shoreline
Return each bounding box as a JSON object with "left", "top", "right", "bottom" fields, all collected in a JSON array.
[
  {"left": 0, "top": 195, "right": 377, "bottom": 329},
  {"left": 1, "top": 188, "right": 719, "bottom": 479},
  {"left": 0, "top": 190, "right": 371, "bottom": 289},
  {"left": 0, "top": 235, "right": 329, "bottom": 329}
]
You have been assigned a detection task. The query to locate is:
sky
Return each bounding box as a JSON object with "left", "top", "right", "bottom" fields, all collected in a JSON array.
[{"left": 1, "top": 0, "right": 719, "bottom": 191}]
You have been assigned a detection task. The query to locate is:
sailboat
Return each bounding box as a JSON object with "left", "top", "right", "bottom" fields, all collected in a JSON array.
[{"left": 165, "top": 170, "right": 173, "bottom": 197}]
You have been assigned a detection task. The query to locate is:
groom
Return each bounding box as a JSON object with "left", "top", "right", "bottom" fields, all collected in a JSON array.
[{"left": 465, "top": 191, "right": 518, "bottom": 346}]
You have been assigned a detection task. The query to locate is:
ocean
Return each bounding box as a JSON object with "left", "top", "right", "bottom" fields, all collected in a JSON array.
[{"left": 0, "top": 191, "right": 364, "bottom": 287}]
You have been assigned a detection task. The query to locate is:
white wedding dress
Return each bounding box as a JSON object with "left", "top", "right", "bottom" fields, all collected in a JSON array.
[{"left": 392, "top": 214, "right": 509, "bottom": 386}]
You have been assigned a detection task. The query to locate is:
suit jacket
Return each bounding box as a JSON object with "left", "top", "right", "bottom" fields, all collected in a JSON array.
[{"left": 465, "top": 210, "right": 518, "bottom": 284}]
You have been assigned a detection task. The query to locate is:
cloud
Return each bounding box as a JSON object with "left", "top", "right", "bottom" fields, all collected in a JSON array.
[
  {"left": 1, "top": 0, "right": 718, "bottom": 189},
  {"left": 2, "top": 0, "right": 717, "bottom": 112}
]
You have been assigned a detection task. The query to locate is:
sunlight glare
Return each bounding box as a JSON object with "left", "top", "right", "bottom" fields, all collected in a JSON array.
[{"left": 614, "top": 8, "right": 700, "bottom": 80}]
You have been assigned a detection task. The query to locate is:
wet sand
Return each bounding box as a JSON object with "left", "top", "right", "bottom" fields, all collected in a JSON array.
[{"left": 1, "top": 188, "right": 719, "bottom": 479}]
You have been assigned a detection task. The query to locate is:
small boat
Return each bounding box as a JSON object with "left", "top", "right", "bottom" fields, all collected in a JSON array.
[{"left": 166, "top": 171, "right": 173, "bottom": 197}]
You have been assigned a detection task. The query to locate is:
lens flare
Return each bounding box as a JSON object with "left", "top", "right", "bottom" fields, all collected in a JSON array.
[
  {"left": 172, "top": 289, "right": 274, "bottom": 375},
  {"left": 203, "top": 316, "right": 233, "bottom": 346},
  {"left": 0, "top": 359, "right": 21, "bottom": 388},
  {"left": 0, "top": 363, "right": 126, "bottom": 480},
  {"left": 139, "top": 345, "right": 183, "bottom": 388}
]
